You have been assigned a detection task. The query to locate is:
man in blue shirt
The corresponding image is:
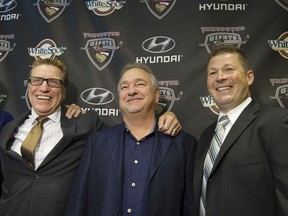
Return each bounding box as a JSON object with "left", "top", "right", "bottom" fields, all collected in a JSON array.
[{"left": 65, "top": 63, "right": 197, "bottom": 216}]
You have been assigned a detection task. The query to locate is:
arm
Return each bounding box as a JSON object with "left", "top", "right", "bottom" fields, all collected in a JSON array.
[
  {"left": 158, "top": 112, "right": 181, "bottom": 136},
  {"left": 268, "top": 112, "right": 288, "bottom": 214}
]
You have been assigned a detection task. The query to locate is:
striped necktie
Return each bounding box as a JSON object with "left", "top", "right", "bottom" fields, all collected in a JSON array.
[
  {"left": 200, "top": 115, "right": 230, "bottom": 216},
  {"left": 21, "top": 116, "right": 49, "bottom": 167}
]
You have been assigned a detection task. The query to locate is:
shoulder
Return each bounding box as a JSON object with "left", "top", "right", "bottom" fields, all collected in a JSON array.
[
  {"left": 0, "top": 109, "right": 13, "bottom": 122},
  {"left": 89, "top": 123, "right": 123, "bottom": 138}
]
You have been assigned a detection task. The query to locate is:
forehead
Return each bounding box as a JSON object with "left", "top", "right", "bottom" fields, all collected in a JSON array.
[
  {"left": 120, "top": 68, "right": 150, "bottom": 83},
  {"left": 208, "top": 53, "right": 240, "bottom": 67},
  {"left": 31, "top": 64, "right": 63, "bottom": 78}
]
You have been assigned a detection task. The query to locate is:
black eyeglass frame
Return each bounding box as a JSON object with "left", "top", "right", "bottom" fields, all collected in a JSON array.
[{"left": 28, "top": 76, "right": 64, "bottom": 88}]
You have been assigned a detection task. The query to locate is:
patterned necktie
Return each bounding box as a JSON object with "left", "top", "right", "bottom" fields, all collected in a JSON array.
[
  {"left": 200, "top": 115, "right": 230, "bottom": 216},
  {"left": 21, "top": 116, "right": 49, "bottom": 167}
]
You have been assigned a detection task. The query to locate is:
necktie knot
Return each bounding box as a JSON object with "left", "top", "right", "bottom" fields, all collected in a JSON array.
[
  {"left": 217, "top": 115, "right": 230, "bottom": 128},
  {"left": 36, "top": 116, "right": 49, "bottom": 124}
]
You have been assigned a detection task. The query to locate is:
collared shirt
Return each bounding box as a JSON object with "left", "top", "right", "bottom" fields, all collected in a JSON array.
[
  {"left": 219, "top": 97, "right": 252, "bottom": 140},
  {"left": 122, "top": 123, "right": 156, "bottom": 216},
  {"left": 10, "top": 107, "right": 63, "bottom": 169}
]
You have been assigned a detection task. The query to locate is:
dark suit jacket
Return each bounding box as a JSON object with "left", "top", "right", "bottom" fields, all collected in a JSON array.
[
  {"left": 0, "top": 108, "right": 104, "bottom": 216},
  {"left": 0, "top": 109, "right": 13, "bottom": 131},
  {"left": 193, "top": 101, "right": 288, "bottom": 216},
  {"left": 65, "top": 123, "right": 197, "bottom": 216}
]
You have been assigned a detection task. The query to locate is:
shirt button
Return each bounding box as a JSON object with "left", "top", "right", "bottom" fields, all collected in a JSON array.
[
  {"left": 34, "top": 174, "right": 39, "bottom": 179},
  {"left": 127, "top": 208, "right": 132, "bottom": 213},
  {"left": 131, "top": 182, "right": 136, "bottom": 187},
  {"left": 136, "top": 141, "right": 140, "bottom": 145},
  {"left": 134, "top": 160, "right": 138, "bottom": 164}
]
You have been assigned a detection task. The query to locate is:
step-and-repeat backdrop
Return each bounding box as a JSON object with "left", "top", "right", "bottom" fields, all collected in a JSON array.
[{"left": 1, "top": 0, "right": 288, "bottom": 138}]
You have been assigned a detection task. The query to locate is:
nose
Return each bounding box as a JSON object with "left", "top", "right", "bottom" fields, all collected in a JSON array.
[
  {"left": 39, "top": 80, "right": 50, "bottom": 91},
  {"left": 216, "top": 70, "right": 226, "bottom": 81},
  {"left": 127, "top": 85, "right": 138, "bottom": 95}
]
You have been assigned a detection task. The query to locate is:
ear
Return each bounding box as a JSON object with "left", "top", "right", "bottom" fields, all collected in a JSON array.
[
  {"left": 155, "top": 89, "right": 160, "bottom": 103},
  {"left": 246, "top": 69, "right": 254, "bottom": 86}
]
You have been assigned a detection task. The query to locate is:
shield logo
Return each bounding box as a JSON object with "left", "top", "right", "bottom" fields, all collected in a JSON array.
[
  {"left": 82, "top": 38, "right": 122, "bottom": 71},
  {"left": 35, "top": 0, "right": 71, "bottom": 23},
  {"left": 274, "top": 84, "right": 288, "bottom": 108},
  {"left": 0, "top": 40, "right": 15, "bottom": 62},
  {"left": 156, "top": 87, "right": 182, "bottom": 116},
  {"left": 144, "top": 0, "right": 177, "bottom": 20}
]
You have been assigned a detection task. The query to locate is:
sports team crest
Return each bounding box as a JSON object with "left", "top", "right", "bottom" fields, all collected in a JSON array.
[
  {"left": 0, "top": 36, "right": 15, "bottom": 62},
  {"left": 270, "top": 84, "right": 288, "bottom": 108},
  {"left": 81, "top": 32, "right": 122, "bottom": 71},
  {"left": 156, "top": 86, "right": 182, "bottom": 116},
  {"left": 141, "top": 0, "right": 177, "bottom": 20},
  {"left": 34, "top": 0, "right": 72, "bottom": 23}
]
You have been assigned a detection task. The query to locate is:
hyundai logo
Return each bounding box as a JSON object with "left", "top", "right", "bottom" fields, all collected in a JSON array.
[
  {"left": 142, "top": 36, "right": 175, "bottom": 53},
  {"left": 81, "top": 88, "right": 114, "bottom": 105}
]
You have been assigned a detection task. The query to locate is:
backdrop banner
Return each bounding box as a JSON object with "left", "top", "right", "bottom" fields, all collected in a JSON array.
[{"left": 1, "top": 0, "right": 288, "bottom": 138}]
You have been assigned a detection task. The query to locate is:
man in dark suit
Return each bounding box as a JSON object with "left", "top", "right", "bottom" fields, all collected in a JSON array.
[
  {"left": 193, "top": 45, "right": 288, "bottom": 216},
  {"left": 64, "top": 63, "right": 197, "bottom": 216},
  {"left": 0, "top": 109, "right": 13, "bottom": 130},
  {"left": 0, "top": 59, "right": 180, "bottom": 216}
]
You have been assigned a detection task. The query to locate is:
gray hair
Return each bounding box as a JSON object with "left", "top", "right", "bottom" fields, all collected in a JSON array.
[{"left": 117, "top": 63, "right": 159, "bottom": 92}]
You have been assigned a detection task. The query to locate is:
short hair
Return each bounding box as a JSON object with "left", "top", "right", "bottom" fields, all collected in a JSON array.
[
  {"left": 208, "top": 45, "right": 250, "bottom": 72},
  {"left": 117, "top": 63, "right": 159, "bottom": 92},
  {"left": 29, "top": 58, "right": 68, "bottom": 87}
]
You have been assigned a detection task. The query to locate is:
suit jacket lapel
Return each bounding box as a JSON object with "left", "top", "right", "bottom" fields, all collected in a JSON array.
[
  {"left": 108, "top": 124, "right": 125, "bottom": 179},
  {"left": 149, "top": 131, "right": 172, "bottom": 179},
  {"left": 0, "top": 111, "right": 30, "bottom": 149},
  {"left": 211, "top": 101, "right": 259, "bottom": 175}
]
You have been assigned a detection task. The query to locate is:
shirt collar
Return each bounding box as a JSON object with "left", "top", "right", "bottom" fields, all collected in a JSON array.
[
  {"left": 31, "top": 106, "right": 61, "bottom": 123},
  {"left": 219, "top": 97, "right": 252, "bottom": 124}
]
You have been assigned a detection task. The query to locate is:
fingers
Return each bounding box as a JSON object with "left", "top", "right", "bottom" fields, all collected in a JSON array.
[
  {"left": 65, "top": 104, "right": 83, "bottom": 119},
  {"left": 158, "top": 117, "right": 181, "bottom": 136}
]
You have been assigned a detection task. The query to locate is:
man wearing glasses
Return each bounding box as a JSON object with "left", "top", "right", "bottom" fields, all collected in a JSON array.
[{"left": 0, "top": 58, "right": 180, "bottom": 216}]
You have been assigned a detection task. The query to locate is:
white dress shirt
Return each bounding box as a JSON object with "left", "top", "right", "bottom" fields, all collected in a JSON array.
[{"left": 11, "top": 107, "right": 63, "bottom": 169}]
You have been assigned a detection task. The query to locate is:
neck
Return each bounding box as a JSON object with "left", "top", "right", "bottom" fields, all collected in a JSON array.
[{"left": 124, "top": 113, "right": 156, "bottom": 140}]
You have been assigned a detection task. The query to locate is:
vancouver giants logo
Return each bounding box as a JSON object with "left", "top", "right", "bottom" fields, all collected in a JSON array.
[
  {"left": 141, "top": 0, "right": 177, "bottom": 20},
  {"left": 0, "top": 34, "right": 15, "bottom": 62},
  {"left": 81, "top": 32, "right": 123, "bottom": 71},
  {"left": 34, "top": 0, "right": 72, "bottom": 23}
]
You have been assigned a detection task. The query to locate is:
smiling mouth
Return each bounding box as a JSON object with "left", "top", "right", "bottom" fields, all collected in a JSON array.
[
  {"left": 37, "top": 95, "right": 51, "bottom": 100},
  {"left": 217, "top": 86, "right": 230, "bottom": 91}
]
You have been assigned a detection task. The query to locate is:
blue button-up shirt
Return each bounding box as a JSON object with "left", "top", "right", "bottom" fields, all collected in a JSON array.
[{"left": 122, "top": 125, "right": 155, "bottom": 216}]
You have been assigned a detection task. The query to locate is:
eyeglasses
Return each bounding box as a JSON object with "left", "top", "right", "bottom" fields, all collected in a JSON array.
[{"left": 28, "top": 77, "right": 64, "bottom": 88}]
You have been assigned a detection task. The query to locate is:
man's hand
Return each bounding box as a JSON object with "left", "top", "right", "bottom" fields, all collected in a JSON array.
[
  {"left": 158, "top": 112, "right": 181, "bottom": 136},
  {"left": 65, "top": 104, "right": 85, "bottom": 119}
]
